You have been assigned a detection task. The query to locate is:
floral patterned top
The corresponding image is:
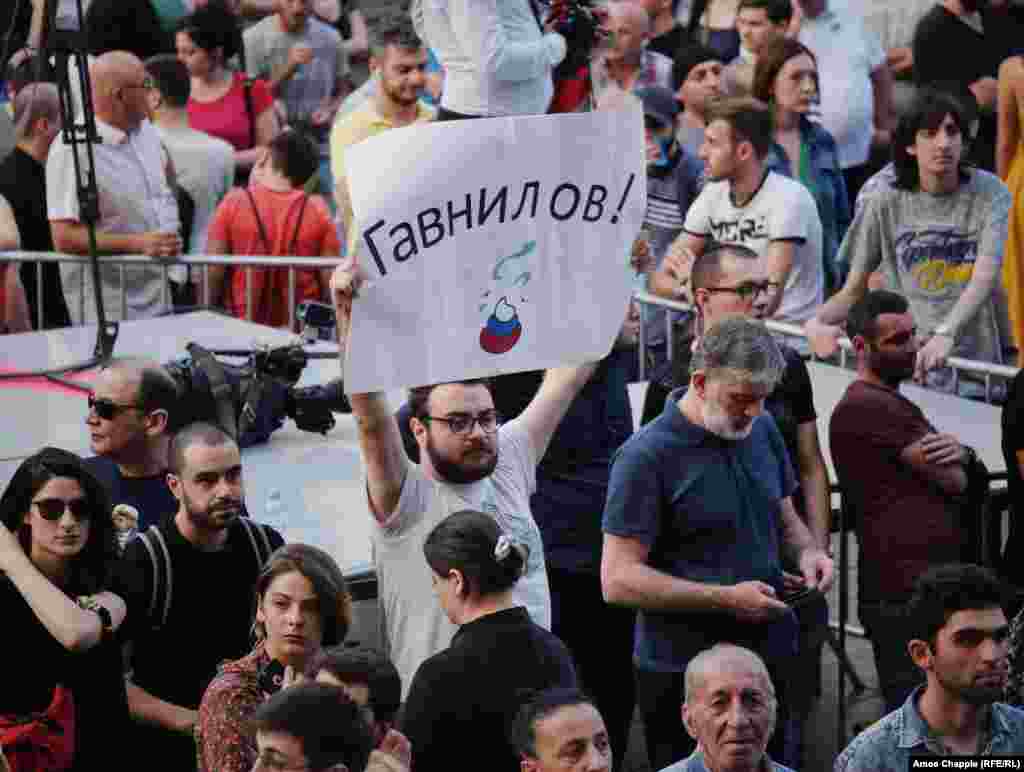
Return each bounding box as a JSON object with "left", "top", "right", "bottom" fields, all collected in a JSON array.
[
  {"left": 196, "top": 644, "right": 271, "bottom": 772},
  {"left": 1006, "top": 605, "right": 1024, "bottom": 708}
]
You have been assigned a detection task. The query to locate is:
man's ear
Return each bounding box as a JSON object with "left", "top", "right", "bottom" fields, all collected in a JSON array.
[
  {"left": 521, "top": 757, "right": 539, "bottom": 772},
  {"left": 410, "top": 416, "right": 427, "bottom": 443},
  {"left": 908, "top": 638, "right": 933, "bottom": 672},
  {"left": 851, "top": 334, "right": 867, "bottom": 354},
  {"left": 145, "top": 409, "right": 170, "bottom": 438},
  {"left": 691, "top": 371, "right": 707, "bottom": 399},
  {"left": 166, "top": 472, "right": 183, "bottom": 502},
  {"left": 682, "top": 702, "right": 699, "bottom": 741}
]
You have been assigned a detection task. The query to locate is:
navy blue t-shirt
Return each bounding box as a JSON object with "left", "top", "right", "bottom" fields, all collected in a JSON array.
[
  {"left": 603, "top": 387, "right": 797, "bottom": 671},
  {"left": 85, "top": 456, "right": 178, "bottom": 530}
]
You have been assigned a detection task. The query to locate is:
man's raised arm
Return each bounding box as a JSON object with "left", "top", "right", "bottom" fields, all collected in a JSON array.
[
  {"left": 517, "top": 360, "right": 599, "bottom": 461},
  {"left": 331, "top": 263, "right": 408, "bottom": 523}
]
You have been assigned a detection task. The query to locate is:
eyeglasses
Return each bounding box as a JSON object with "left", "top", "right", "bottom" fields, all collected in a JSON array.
[
  {"left": 88, "top": 394, "right": 143, "bottom": 420},
  {"left": 702, "top": 281, "right": 779, "bottom": 301},
  {"left": 422, "top": 410, "right": 502, "bottom": 436},
  {"left": 32, "top": 498, "right": 92, "bottom": 522}
]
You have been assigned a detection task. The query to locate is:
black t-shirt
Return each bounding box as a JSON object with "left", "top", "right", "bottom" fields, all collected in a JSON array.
[
  {"left": 0, "top": 578, "right": 129, "bottom": 771},
  {"left": 648, "top": 24, "right": 689, "bottom": 61},
  {"left": 0, "top": 148, "right": 70, "bottom": 329},
  {"left": 85, "top": 456, "right": 178, "bottom": 531},
  {"left": 109, "top": 516, "right": 283, "bottom": 765},
  {"left": 0, "top": 5, "right": 31, "bottom": 56},
  {"left": 1002, "top": 371, "right": 1024, "bottom": 579}
]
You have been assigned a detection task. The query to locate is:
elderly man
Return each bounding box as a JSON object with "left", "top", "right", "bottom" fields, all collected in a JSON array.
[
  {"left": 592, "top": 2, "right": 673, "bottom": 110},
  {"left": 47, "top": 50, "right": 182, "bottom": 324},
  {"left": 602, "top": 317, "right": 833, "bottom": 770},
  {"left": 661, "top": 644, "right": 793, "bottom": 772}
]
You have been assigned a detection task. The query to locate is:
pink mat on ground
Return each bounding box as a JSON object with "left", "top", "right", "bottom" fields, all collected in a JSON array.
[{"left": 0, "top": 366, "right": 99, "bottom": 395}]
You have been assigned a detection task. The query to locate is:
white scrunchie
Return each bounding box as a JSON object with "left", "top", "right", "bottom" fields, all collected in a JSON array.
[{"left": 494, "top": 533, "right": 512, "bottom": 561}]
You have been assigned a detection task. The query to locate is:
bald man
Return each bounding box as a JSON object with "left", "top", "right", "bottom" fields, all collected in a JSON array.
[
  {"left": 663, "top": 644, "right": 794, "bottom": 772},
  {"left": 592, "top": 2, "right": 673, "bottom": 110},
  {"left": 47, "top": 50, "right": 183, "bottom": 325},
  {"left": 0, "top": 83, "right": 71, "bottom": 329},
  {"left": 83, "top": 357, "right": 181, "bottom": 532}
]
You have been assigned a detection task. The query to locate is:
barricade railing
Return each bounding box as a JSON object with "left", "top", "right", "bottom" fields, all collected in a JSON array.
[
  {"left": 632, "top": 290, "right": 1019, "bottom": 404},
  {"left": 0, "top": 251, "right": 339, "bottom": 332}
]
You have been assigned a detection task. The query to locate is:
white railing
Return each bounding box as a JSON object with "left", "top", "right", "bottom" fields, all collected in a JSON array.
[{"left": 633, "top": 290, "right": 1019, "bottom": 404}]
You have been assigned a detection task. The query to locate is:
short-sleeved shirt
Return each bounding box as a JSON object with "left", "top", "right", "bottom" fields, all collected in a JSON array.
[
  {"left": 85, "top": 456, "right": 178, "bottom": 532},
  {"left": 187, "top": 72, "right": 274, "bottom": 152},
  {"left": 207, "top": 184, "right": 339, "bottom": 327},
  {"left": 602, "top": 387, "right": 797, "bottom": 671},
  {"left": 798, "top": 6, "right": 885, "bottom": 169},
  {"left": 683, "top": 171, "right": 824, "bottom": 324},
  {"left": 829, "top": 380, "right": 967, "bottom": 602},
  {"left": 837, "top": 169, "right": 1012, "bottom": 366},
  {"left": 47, "top": 118, "right": 181, "bottom": 324},
  {"left": 591, "top": 49, "right": 674, "bottom": 110},
  {"left": 245, "top": 16, "right": 348, "bottom": 156},
  {"left": 370, "top": 419, "right": 549, "bottom": 697}
]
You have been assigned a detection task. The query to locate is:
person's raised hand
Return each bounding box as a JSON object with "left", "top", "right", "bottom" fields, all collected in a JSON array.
[
  {"left": 798, "top": 549, "right": 835, "bottom": 593},
  {"left": 725, "top": 581, "right": 789, "bottom": 623},
  {"left": 660, "top": 241, "right": 695, "bottom": 300},
  {"left": 329, "top": 258, "right": 367, "bottom": 318},
  {"left": 377, "top": 729, "right": 412, "bottom": 768},
  {"left": 914, "top": 333, "right": 954, "bottom": 383},
  {"left": 804, "top": 316, "right": 842, "bottom": 358},
  {"left": 139, "top": 231, "right": 183, "bottom": 259},
  {"left": 289, "top": 44, "right": 315, "bottom": 70},
  {"left": 630, "top": 236, "right": 652, "bottom": 275}
]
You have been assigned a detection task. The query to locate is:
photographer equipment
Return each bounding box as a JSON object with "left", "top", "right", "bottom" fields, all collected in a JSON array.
[
  {"left": 163, "top": 341, "right": 350, "bottom": 448},
  {"left": 545, "top": 0, "right": 608, "bottom": 82}
]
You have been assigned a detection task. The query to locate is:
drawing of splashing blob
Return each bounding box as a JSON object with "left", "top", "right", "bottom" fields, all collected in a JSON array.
[
  {"left": 480, "top": 296, "right": 523, "bottom": 354},
  {"left": 493, "top": 241, "right": 535, "bottom": 287}
]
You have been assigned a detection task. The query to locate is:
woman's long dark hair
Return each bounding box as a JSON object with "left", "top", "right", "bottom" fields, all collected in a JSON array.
[{"left": 0, "top": 447, "right": 117, "bottom": 595}]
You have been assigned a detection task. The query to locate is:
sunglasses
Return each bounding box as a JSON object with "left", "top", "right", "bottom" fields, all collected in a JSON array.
[
  {"left": 33, "top": 498, "right": 92, "bottom": 522},
  {"left": 88, "top": 394, "right": 143, "bottom": 420}
]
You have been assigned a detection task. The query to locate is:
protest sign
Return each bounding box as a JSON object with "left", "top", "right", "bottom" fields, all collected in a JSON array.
[{"left": 343, "top": 109, "right": 646, "bottom": 393}]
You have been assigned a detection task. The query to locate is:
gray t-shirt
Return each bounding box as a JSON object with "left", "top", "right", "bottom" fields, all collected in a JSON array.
[
  {"left": 839, "top": 168, "right": 1012, "bottom": 366},
  {"left": 369, "top": 419, "right": 550, "bottom": 698},
  {"left": 245, "top": 16, "right": 348, "bottom": 155}
]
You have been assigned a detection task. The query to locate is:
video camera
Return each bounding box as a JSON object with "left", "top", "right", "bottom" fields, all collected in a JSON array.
[{"left": 546, "top": 0, "right": 610, "bottom": 80}]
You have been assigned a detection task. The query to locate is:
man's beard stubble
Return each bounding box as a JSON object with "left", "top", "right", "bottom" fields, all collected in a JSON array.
[{"left": 424, "top": 432, "right": 498, "bottom": 485}]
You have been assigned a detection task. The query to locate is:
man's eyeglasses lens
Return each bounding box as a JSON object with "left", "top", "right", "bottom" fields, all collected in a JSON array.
[
  {"left": 428, "top": 411, "right": 501, "bottom": 435},
  {"left": 33, "top": 498, "right": 91, "bottom": 521},
  {"left": 88, "top": 395, "right": 141, "bottom": 420},
  {"left": 707, "top": 281, "right": 778, "bottom": 300}
]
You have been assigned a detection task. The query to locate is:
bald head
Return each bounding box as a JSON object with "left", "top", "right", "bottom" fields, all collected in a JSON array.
[
  {"left": 684, "top": 644, "right": 775, "bottom": 704},
  {"left": 14, "top": 83, "right": 60, "bottom": 142},
  {"left": 607, "top": 2, "right": 651, "bottom": 61},
  {"left": 609, "top": 1, "right": 651, "bottom": 33},
  {"left": 91, "top": 51, "right": 149, "bottom": 128}
]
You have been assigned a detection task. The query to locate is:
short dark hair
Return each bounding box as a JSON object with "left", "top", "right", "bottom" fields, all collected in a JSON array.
[
  {"left": 176, "top": 0, "right": 241, "bottom": 62},
  {"left": 0, "top": 447, "right": 117, "bottom": 595},
  {"left": 169, "top": 421, "right": 237, "bottom": 475},
  {"left": 691, "top": 242, "right": 759, "bottom": 293},
  {"left": 672, "top": 43, "right": 725, "bottom": 92},
  {"left": 370, "top": 15, "right": 422, "bottom": 58},
  {"left": 751, "top": 37, "right": 816, "bottom": 104},
  {"left": 268, "top": 128, "right": 320, "bottom": 187},
  {"left": 906, "top": 564, "right": 1007, "bottom": 649},
  {"left": 122, "top": 361, "right": 181, "bottom": 418},
  {"left": 250, "top": 682, "right": 375, "bottom": 772},
  {"left": 145, "top": 54, "right": 191, "bottom": 108},
  {"left": 737, "top": 0, "right": 793, "bottom": 24},
  {"left": 705, "top": 97, "right": 773, "bottom": 159},
  {"left": 407, "top": 379, "right": 493, "bottom": 421},
  {"left": 893, "top": 88, "right": 974, "bottom": 191},
  {"left": 846, "top": 290, "right": 910, "bottom": 343},
  {"left": 306, "top": 646, "right": 403, "bottom": 725},
  {"left": 254, "top": 544, "right": 353, "bottom": 647},
  {"left": 510, "top": 688, "right": 599, "bottom": 759},
  {"left": 423, "top": 509, "right": 527, "bottom": 598}
]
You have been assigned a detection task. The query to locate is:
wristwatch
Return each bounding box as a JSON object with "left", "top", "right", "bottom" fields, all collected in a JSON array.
[{"left": 77, "top": 596, "right": 113, "bottom": 636}]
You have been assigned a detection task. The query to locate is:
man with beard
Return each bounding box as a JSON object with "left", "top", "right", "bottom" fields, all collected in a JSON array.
[
  {"left": 110, "top": 422, "right": 284, "bottom": 771},
  {"left": 601, "top": 317, "right": 833, "bottom": 771},
  {"left": 329, "top": 262, "right": 599, "bottom": 697},
  {"left": 329, "top": 16, "right": 432, "bottom": 253},
  {"left": 836, "top": 563, "right": 1024, "bottom": 769},
  {"left": 829, "top": 290, "right": 980, "bottom": 714}
]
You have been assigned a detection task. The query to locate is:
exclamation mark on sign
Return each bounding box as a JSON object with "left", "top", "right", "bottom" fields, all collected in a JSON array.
[{"left": 610, "top": 173, "right": 636, "bottom": 224}]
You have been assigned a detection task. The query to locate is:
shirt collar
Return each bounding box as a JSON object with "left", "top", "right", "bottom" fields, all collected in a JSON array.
[
  {"left": 683, "top": 750, "right": 776, "bottom": 771},
  {"left": 897, "top": 686, "right": 997, "bottom": 751},
  {"left": 95, "top": 118, "right": 131, "bottom": 146},
  {"left": 661, "top": 387, "right": 716, "bottom": 448}
]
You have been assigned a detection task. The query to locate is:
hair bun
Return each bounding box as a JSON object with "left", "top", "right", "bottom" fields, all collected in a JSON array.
[{"left": 493, "top": 533, "right": 512, "bottom": 562}]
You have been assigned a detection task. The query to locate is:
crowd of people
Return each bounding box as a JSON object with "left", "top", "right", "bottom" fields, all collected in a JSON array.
[{"left": 4, "top": 0, "right": 1024, "bottom": 770}]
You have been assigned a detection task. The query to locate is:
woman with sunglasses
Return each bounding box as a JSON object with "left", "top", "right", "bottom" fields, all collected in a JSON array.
[
  {"left": 196, "top": 543, "right": 353, "bottom": 772},
  {"left": 0, "top": 447, "right": 128, "bottom": 771}
]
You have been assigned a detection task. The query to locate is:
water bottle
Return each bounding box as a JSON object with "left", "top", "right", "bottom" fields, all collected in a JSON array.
[{"left": 264, "top": 488, "right": 288, "bottom": 535}]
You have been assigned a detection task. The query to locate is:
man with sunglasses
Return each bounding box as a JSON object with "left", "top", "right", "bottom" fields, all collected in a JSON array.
[
  {"left": 329, "top": 262, "right": 599, "bottom": 699},
  {"left": 651, "top": 97, "right": 824, "bottom": 331},
  {"left": 47, "top": 50, "right": 183, "bottom": 325},
  {"left": 84, "top": 358, "right": 181, "bottom": 533},
  {"left": 836, "top": 563, "right": 1024, "bottom": 770}
]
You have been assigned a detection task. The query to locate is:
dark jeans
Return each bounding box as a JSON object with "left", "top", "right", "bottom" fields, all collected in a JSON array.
[
  {"left": 859, "top": 599, "right": 924, "bottom": 714},
  {"left": 548, "top": 568, "right": 636, "bottom": 771}
]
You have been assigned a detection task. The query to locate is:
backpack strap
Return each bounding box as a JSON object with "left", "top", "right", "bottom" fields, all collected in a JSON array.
[
  {"left": 243, "top": 77, "right": 257, "bottom": 151},
  {"left": 288, "top": 194, "right": 310, "bottom": 256},
  {"left": 244, "top": 187, "right": 273, "bottom": 252},
  {"left": 137, "top": 526, "right": 174, "bottom": 630},
  {"left": 239, "top": 517, "right": 275, "bottom": 568},
  {"left": 186, "top": 342, "right": 238, "bottom": 441}
]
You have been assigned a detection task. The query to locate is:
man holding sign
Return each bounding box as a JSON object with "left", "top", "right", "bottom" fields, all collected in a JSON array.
[{"left": 330, "top": 261, "right": 599, "bottom": 696}]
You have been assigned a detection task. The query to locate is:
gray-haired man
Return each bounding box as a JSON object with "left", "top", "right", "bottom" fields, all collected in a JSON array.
[{"left": 601, "top": 317, "right": 833, "bottom": 771}]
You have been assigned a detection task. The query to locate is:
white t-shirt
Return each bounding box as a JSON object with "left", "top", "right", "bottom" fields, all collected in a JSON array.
[
  {"left": 799, "top": 6, "right": 885, "bottom": 169},
  {"left": 369, "top": 419, "right": 550, "bottom": 697},
  {"left": 683, "top": 171, "right": 824, "bottom": 324},
  {"left": 47, "top": 119, "right": 181, "bottom": 324}
]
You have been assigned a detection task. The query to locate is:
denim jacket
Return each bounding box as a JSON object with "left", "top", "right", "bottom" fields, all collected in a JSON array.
[
  {"left": 765, "top": 117, "right": 851, "bottom": 294},
  {"left": 660, "top": 750, "right": 794, "bottom": 772},
  {"left": 834, "top": 686, "right": 1024, "bottom": 771}
]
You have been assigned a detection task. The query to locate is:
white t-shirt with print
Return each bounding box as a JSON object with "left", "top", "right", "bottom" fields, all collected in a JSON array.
[
  {"left": 683, "top": 171, "right": 824, "bottom": 325},
  {"left": 368, "top": 419, "right": 550, "bottom": 698}
]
